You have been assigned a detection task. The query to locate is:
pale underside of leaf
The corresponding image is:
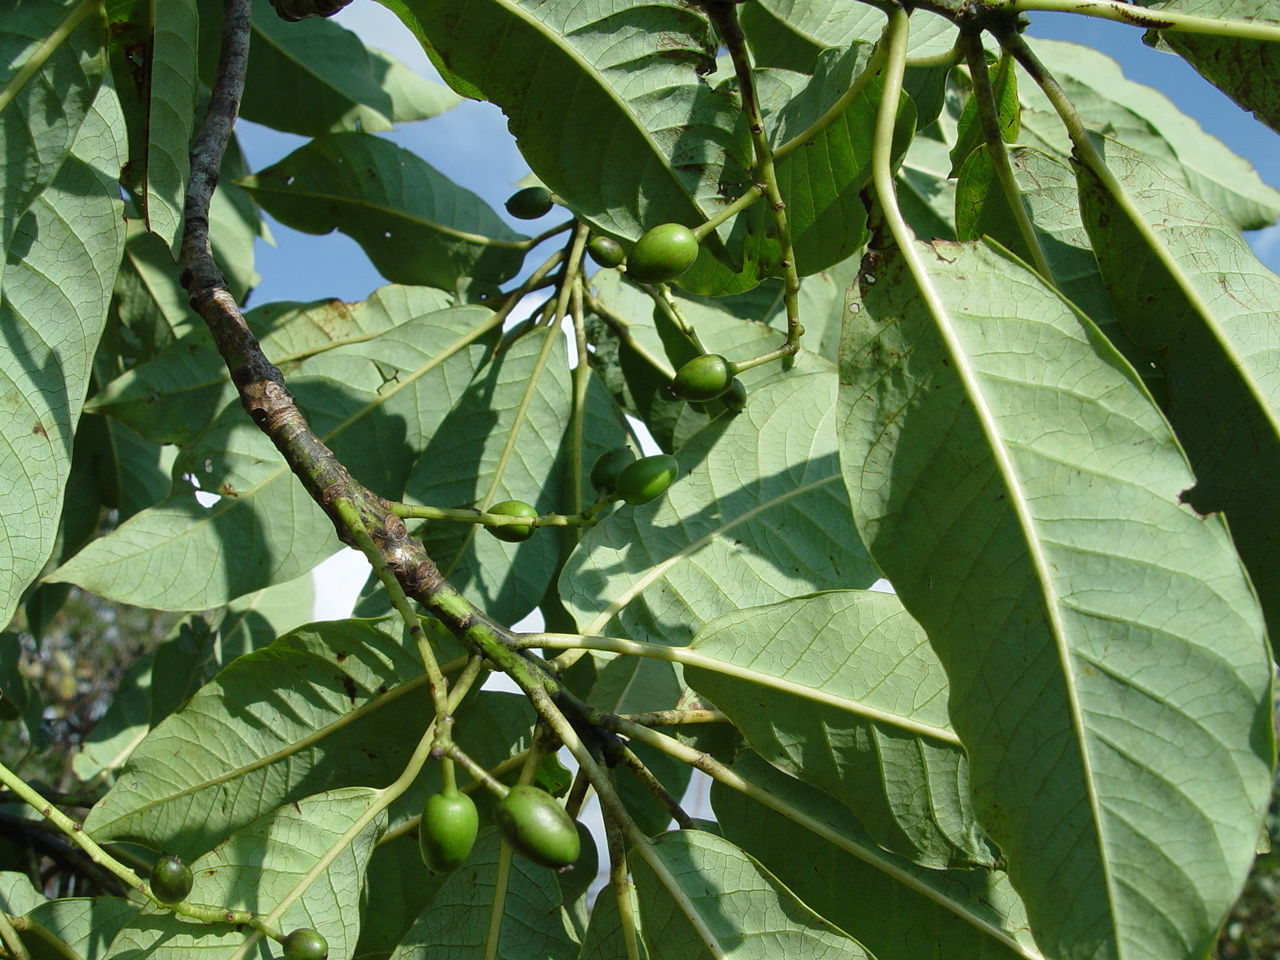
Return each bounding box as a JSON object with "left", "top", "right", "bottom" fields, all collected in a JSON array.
[{"left": 837, "top": 238, "right": 1272, "bottom": 960}]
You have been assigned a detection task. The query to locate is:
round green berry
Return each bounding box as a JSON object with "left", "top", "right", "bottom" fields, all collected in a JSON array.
[
  {"left": 671, "top": 354, "right": 734, "bottom": 402},
  {"left": 627, "top": 224, "right": 699, "bottom": 284},
  {"left": 505, "top": 186, "right": 554, "bottom": 220},
  {"left": 419, "top": 790, "right": 479, "bottom": 873},
  {"left": 615, "top": 454, "right": 679, "bottom": 505},
  {"left": 487, "top": 499, "right": 538, "bottom": 542},
  {"left": 587, "top": 236, "right": 626, "bottom": 268},
  {"left": 282, "top": 927, "right": 329, "bottom": 960},
  {"left": 590, "top": 446, "right": 636, "bottom": 492},
  {"left": 494, "top": 785, "right": 581, "bottom": 869},
  {"left": 150, "top": 855, "right": 192, "bottom": 904}
]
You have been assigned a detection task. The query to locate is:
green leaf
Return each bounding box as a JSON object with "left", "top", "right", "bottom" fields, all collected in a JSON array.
[
  {"left": 630, "top": 830, "right": 870, "bottom": 959},
  {"left": 954, "top": 145, "right": 1137, "bottom": 367},
  {"left": 0, "top": 82, "right": 125, "bottom": 627},
  {"left": 1139, "top": 0, "right": 1280, "bottom": 134},
  {"left": 686, "top": 591, "right": 992, "bottom": 869},
  {"left": 0, "top": 872, "right": 44, "bottom": 914},
  {"left": 752, "top": 49, "right": 915, "bottom": 276},
  {"left": 354, "top": 832, "right": 449, "bottom": 959},
  {"left": 836, "top": 238, "right": 1274, "bottom": 960},
  {"left": 713, "top": 753, "right": 1040, "bottom": 960},
  {"left": 197, "top": 0, "right": 459, "bottom": 137},
  {"left": 238, "top": 132, "right": 528, "bottom": 289},
  {"left": 0, "top": 0, "right": 106, "bottom": 272},
  {"left": 107, "top": 0, "right": 197, "bottom": 251},
  {"left": 562, "top": 363, "right": 879, "bottom": 647},
  {"left": 83, "top": 618, "right": 446, "bottom": 858},
  {"left": 1016, "top": 38, "right": 1280, "bottom": 229},
  {"left": 949, "top": 52, "right": 1018, "bottom": 176},
  {"left": 1076, "top": 137, "right": 1280, "bottom": 639},
  {"left": 741, "top": 0, "right": 956, "bottom": 72},
  {"left": 578, "top": 886, "right": 650, "bottom": 960},
  {"left": 389, "top": 829, "right": 579, "bottom": 959},
  {"left": 376, "top": 0, "right": 747, "bottom": 242},
  {"left": 103, "top": 788, "right": 384, "bottom": 960},
  {"left": 57, "top": 298, "right": 494, "bottom": 611},
  {"left": 20, "top": 895, "right": 135, "bottom": 960},
  {"left": 406, "top": 326, "right": 626, "bottom": 625}
]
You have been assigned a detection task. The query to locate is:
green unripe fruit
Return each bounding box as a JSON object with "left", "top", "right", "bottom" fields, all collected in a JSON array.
[
  {"left": 419, "top": 791, "right": 479, "bottom": 872},
  {"left": 494, "top": 785, "right": 581, "bottom": 868},
  {"left": 615, "top": 454, "right": 679, "bottom": 505},
  {"left": 587, "top": 236, "right": 626, "bottom": 268},
  {"left": 505, "top": 186, "right": 554, "bottom": 219},
  {"left": 487, "top": 499, "right": 538, "bottom": 542},
  {"left": 282, "top": 927, "right": 329, "bottom": 960},
  {"left": 671, "top": 354, "right": 734, "bottom": 402},
  {"left": 722, "top": 377, "right": 747, "bottom": 414},
  {"left": 590, "top": 446, "right": 636, "bottom": 492},
  {"left": 150, "top": 855, "right": 192, "bottom": 904},
  {"left": 627, "top": 223, "right": 699, "bottom": 283}
]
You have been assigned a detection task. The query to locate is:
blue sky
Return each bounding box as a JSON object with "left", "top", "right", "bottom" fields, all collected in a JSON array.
[{"left": 238, "top": 4, "right": 1280, "bottom": 306}]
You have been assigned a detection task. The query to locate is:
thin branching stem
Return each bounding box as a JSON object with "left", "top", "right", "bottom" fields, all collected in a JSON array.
[{"left": 959, "top": 35, "right": 1053, "bottom": 280}]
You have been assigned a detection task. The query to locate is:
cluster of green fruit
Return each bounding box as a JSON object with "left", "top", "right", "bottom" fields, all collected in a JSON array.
[
  {"left": 418, "top": 783, "right": 580, "bottom": 872},
  {"left": 485, "top": 448, "right": 680, "bottom": 543},
  {"left": 503, "top": 187, "right": 701, "bottom": 284},
  {"left": 149, "top": 857, "right": 330, "bottom": 959}
]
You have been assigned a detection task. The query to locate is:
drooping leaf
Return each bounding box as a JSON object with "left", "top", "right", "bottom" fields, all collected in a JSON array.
[
  {"left": 196, "top": 0, "right": 459, "bottom": 137},
  {"left": 0, "top": 82, "right": 126, "bottom": 627},
  {"left": 1076, "top": 137, "right": 1280, "bottom": 638},
  {"left": 1139, "top": 0, "right": 1280, "bottom": 134},
  {"left": 57, "top": 299, "right": 495, "bottom": 611},
  {"left": 1016, "top": 37, "right": 1280, "bottom": 229},
  {"left": 630, "top": 829, "right": 870, "bottom": 959},
  {"left": 949, "top": 51, "right": 1019, "bottom": 176},
  {"left": 0, "top": 0, "right": 106, "bottom": 272},
  {"left": 83, "top": 618, "right": 448, "bottom": 858},
  {"left": 713, "top": 752, "right": 1040, "bottom": 960},
  {"left": 389, "top": 829, "right": 579, "bottom": 960},
  {"left": 238, "top": 133, "right": 528, "bottom": 289},
  {"left": 562, "top": 361, "right": 880, "bottom": 647},
  {"left": 836, "top": 237, "right": 1274, "bottom": 960},
  {"left": 107, "top": 0, "right": 198, "bottom": 251},
  {"left": 686, "top": 591, "right": 992, "bottom": 869},
  {"left": 375, "top": 0, "right": 747, "bottom": 242}
]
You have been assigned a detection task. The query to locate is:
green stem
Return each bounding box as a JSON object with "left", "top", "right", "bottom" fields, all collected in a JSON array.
[
  {"left": 960, "top": 36, "right": 1053, "bottom": 281},
  {"left": 516, "top": 218, "right": 576, "bottom": 251},
  {"left": 446, "top": 744, "right": 511, "bottom": 797},
  {"left": 707, "top": 1, "right": 804, "bottom": 359},
  {"left": 235, "top": 657, "right": 486, "bottom": 959},
  {"left": 693, "top": 184, "right": 766, "bottom": 239},
  {"left": 605, "top": 817, "right": 643, "bottom": 960},
  {"left": 620, "top": 708, "right": 726, "bottom": 727},
  {"left": 389, "top": 501, "right": 608, "bottom": 529},
  {"left": 618, "top": 746, "right": 695, "bottom": 829},
  {"left": 0, "top": 760, "right": 259, "bottom": 926},
  {"left": 0, "top": 0, "right": 94, "bottom": 116},
  {"left": 338, "top": 499, "right": 451, "bottom": 726},
  {"left": 775, "top": 41, "right": 889, "bottom": 160},
  {"left": 606, "top": 715, "right": 1042, "bottom": 960},
  {"left": 0, "top": 910, "right": 30, "bottom": 960},
  {"left": 482, "top": 843, "right": 516, "bottom": 960},
  {"left": 568, "top": 275, "right": 590, "bottom": 542},
  {"left": 523, "top": 632, "right": 959, "bottom": 744},
  {"left": 650, "top": 286, "right": 708, "bottom": 353},
  {"left": 1004, "top": 0, "right": 1280, "bottom": 41}
]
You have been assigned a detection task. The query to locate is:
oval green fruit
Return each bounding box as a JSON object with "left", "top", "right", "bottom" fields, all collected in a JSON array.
[
  {"left": 282, "top": 927, "right": 329, "bottom": 960},
  {"left": 486, "top": 499, "right": 538, "bottom": 542},
  {"left": 590, "top": 446, "right": 636, "bottom": 492},
  {"left": 615, "top": 454, "right": 679, "bottom": 505},
  {"left": 722, "top": 377, "right": 747, "bottom": 414},
  {"left": 505, "top": 186, "right": 554, "bottom": 220},
  {"left": 419, "top": 791, "right": 479, "bottom": 872},
  {"left": 150, "top": 855, "right": 192, "bottom": 904},
  {"left": 587, "top": 236, "right": 625, "bottom": 268},
  {"left": 627, "top": 223, "right": 698, "bottom": 284},
  {"left": 494, "top": 785, "right": 581, "bottom": 868},
  {"left": 671, "top": 354, "right": 733, "bottom": 402}
]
